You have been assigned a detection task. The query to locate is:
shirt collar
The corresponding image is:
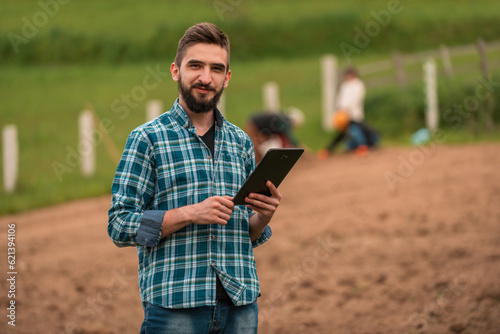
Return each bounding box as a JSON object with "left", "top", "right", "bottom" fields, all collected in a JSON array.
[{"left": 214, "top": 107, "right": 224, "bottom": 127}]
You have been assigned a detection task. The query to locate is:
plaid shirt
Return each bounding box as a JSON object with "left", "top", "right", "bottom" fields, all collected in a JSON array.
[{"left": 108, "top": 99, "right": 272, "bottom": 309}]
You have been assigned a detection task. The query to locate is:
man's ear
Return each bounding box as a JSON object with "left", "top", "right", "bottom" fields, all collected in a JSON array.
[
  {"left": 170, "top": 63, "right": 180, "bottom": 82},
  {"left": 223, "top": 69, "right": 231, "bottom": 88}
]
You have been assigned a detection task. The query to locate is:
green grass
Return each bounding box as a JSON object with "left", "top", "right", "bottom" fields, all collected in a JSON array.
[
  {"left": 1, "top": 57, "right": 499, "bottom": 215},
  {"left": 2, "top": 0, "right": 497, "bottom": 39}
]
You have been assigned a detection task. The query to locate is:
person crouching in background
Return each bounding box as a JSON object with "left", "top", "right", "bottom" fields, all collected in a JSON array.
[
  {"left": 318, "top": 110, "right": 379, "bottom": 159},
  {"left": 246, "top": 108, "right": 304, "bottom": 162}
]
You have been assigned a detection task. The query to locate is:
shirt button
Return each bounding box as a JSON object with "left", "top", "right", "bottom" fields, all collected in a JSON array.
[
  {"left": 207, "top": 156, "right": 210, "bottom": 160},
  {"left": 211, "top": 235, "right": 216, "bottom": 240}
]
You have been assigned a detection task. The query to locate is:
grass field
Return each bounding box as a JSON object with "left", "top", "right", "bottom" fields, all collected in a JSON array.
[
  {"left": 2, "top": 57, "right": 499, "bottom": 214},
  {"left": 1, "top": 1, "right": 500, "bottom": 214},
  {"left": 4, "top": 0, "right": 493, "bottom": 41}
]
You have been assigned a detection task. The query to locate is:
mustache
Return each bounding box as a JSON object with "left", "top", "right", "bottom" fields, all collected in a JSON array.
[{"left": 192, "top": 82, "right": 216, "bottom": 91}]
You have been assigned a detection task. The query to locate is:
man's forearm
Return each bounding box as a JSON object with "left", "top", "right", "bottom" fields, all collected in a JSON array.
[{"left": 161, "top": 206, "right": 194, "bottom": 238}]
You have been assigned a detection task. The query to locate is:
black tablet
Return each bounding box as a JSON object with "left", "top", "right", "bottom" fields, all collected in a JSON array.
[{"left": 232, "top": 148, "right": 304, "bottom": 205}]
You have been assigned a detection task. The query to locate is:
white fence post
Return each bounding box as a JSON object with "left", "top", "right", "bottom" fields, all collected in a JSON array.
[
  {"left": 263, "top": 81, "right": 280, "bottom": 113},
  {"left": 321, "top": 54, "right": 338, "bottom": 131},
  {"left": 423, "top": 58, "right": 439, "bottom": 132},
  {"left": 2, "top": 125, "right": 18, "bottom": 193},
  {"left": 146, "top": 99, "right": 163, "bottom": 121},
  {"left": 79, "top": 110, "right": 95, "bottom": 177}
]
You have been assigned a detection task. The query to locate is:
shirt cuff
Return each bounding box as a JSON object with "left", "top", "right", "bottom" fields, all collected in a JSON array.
[
  {"left": 137, "top": 210, "right": 165, "bottom": 247},
  {"left": 252, "top": 225, "right": 272, "bottom": 248}
]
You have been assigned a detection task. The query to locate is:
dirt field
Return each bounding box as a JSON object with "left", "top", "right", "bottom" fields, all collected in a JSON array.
[{"left": 1, "top": 142, "right": 499, "bottom": 334}]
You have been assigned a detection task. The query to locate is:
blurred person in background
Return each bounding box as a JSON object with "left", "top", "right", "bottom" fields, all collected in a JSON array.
[
  {"left": 108, "top": 22, "right": 281, "bottom": 334},
  {"left": 318, "top": 110, "right": 379, "bottom": 159},
  {"left": 336, "top": 66, "right": 366, "bottom": 123},
  {"left": 245, "top": 107, "right": 304, "bottom": 162}
]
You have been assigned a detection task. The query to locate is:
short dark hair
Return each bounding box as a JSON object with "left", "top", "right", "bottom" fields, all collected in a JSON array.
[
  {"left": 343, "top": 66, "right": 359, "bottom": 78},
  {"left": 174, "top": 22, "right": 230, "bottom": 72}
]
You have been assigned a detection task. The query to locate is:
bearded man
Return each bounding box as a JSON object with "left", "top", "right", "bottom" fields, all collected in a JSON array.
[{"left": 108, "top": 22, "right": 281, "bottom": 334}]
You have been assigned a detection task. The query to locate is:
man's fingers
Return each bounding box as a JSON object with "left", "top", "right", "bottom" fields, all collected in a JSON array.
[
  {"left": 246, "top": 192, "right": 280, "bottom": 207},
  {"left": 221, "top": 195, "right": 235, "bottom": 204},
  {"left": 213, "top": 196, "right": 234, "bottom": 223},
  {"left": 193, "top": 196, "right": 235, "bottom": 226},
  {"left": 220, "top": 196, "right": 235, "bottom": 210},
  {"left": 243, "top": 181, "right": 281, "bottom": 220},
  {"left": 266, "top": 181, "right": 282, "bottom": 200},
  {"left": 247, "top": 182, "right": 281, "bottom": 203},
  {"left": 215, "top": 216, "right": 229, "bottom": 226}
]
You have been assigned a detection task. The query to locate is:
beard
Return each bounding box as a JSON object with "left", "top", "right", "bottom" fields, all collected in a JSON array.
[{"left": 178, "top": 76, "right": 224, "bottom": 114}]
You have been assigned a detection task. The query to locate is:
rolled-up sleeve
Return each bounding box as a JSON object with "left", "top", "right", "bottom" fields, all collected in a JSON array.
[
  {"left": 136, "top": 210, "right": 165, "bottom": 247},
  {"left": 251, "top": 225, "right": 272, "bottom": 248}
]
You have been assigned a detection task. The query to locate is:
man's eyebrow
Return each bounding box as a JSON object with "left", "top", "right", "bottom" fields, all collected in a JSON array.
[{"left": 186, "top": 59, "right": 226, "bottom": 70}]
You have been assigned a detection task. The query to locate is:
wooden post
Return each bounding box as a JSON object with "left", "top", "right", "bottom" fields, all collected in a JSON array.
[
  {"left": 392, "top": 51, "right": 406, "bottom": 88},
  {"left": 423, "top": 58, "right": 439, "bottom": 132},
  {"left": 321, "top": 54, "right": 338, "bottom": 131},
  {"left": 477, "top": 37, "right": 494, "bottom": 132},
  {"left": 263, "top": 81, "right": 280, "bottom": 113},
  {"left": 439, "top": 44, "right": 454, "bottom": 78},
  {"left": 2, "top": 125, "right": 18, "bottom": 193},
  {"left": 87, "top": 103, "right": 121, "bottom": 166},
  {"left": 79, "top": 110, "right": 95, "bottom": 177},
  {"left": 477, "top": 38, "right": 489, "bottom": 77},
  {"left": 146, "top": 99, "right": 163, "bottom": 121}
]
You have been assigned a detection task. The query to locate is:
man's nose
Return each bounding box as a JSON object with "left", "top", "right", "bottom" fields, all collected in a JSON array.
[{"left": 198, "top": 68, "right": 212, "bottom": 85}]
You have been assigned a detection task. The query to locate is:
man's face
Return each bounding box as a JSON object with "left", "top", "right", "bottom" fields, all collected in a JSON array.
[{"left": 171, "top": 43, "right": 231, "bottom": 114}]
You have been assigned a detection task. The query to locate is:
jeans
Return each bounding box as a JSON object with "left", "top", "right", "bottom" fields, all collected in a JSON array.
[{"left": 140, "top": 300, "right": 258, "bottom": 334}]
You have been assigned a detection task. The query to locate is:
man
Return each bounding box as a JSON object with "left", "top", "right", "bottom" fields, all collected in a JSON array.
[
  {"left": 108, "top": 23, "right": 281, "bottom": 333},
  {"left": 336, "top": 66, "right": 366, "bottom": 123}
]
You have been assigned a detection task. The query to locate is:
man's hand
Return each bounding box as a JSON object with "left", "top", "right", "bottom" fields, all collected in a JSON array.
[
  {"left": 161, "top": 196, "right": 234, "bottom": 237},
  {"left": 246, "top": 181, "right": 281, "bottom": 241},
  {"left": 192, "top": 196, "right": 234, "bottom": 226}
]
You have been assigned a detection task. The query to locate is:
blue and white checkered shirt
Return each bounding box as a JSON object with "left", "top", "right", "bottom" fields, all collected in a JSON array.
[{"left": 108, "top": 99, "right": 272, "bottom": 309}]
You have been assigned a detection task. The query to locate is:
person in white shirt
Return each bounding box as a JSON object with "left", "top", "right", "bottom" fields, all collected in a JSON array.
[{"left": 336, "top": 66, "right": 366, "bottom": 122}]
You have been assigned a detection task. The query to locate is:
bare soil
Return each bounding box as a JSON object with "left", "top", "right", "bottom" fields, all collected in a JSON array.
[{"left": 1, "top": 143, "right": 500, "bottom": 334}]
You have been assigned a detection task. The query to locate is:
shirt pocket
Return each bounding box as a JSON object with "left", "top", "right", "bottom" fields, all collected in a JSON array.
[
  {"left": 217, "top": 150, "right": 248, "bottom": 196},
  {"left": 155, "top": 149, "right": 211, "bottom": 206}
]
